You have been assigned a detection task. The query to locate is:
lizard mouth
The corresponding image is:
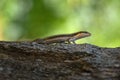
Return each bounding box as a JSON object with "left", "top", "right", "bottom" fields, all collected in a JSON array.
[{"left": 87, "top": 32, "right": 91, "bottom": 36}]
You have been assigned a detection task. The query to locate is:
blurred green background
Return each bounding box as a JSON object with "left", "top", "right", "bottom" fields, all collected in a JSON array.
[{"left": 0, "top": 0, "right": 120, "bottom": 47}]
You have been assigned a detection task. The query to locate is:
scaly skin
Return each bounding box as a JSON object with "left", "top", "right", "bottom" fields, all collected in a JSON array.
[{"left": 33, "top": 31, "right": 91, "bottom": 44}]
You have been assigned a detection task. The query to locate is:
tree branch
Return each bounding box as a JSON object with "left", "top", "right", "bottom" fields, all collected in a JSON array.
[{"left": 0, "top": 41, "right": 120, "bottom": 80}]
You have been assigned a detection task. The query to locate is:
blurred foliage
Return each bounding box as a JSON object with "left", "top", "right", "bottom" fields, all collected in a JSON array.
[{"left": 0, "top": 0, "right": 120, "bottom": 47}]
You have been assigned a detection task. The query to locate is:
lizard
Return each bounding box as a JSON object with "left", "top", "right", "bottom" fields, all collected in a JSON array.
[{"left": 33, "top": 31, "right": 91, "bottom": 44}]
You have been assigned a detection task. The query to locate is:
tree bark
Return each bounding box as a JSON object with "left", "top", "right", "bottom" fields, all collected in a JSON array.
[{"left": 0, "top": 41, "right": 120, "bottom": 80}]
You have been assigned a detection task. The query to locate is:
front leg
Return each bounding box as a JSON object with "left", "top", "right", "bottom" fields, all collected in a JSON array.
[
  {"left": 68, "top": 38, "right": 76, "bottom": 44},
  {"left": 72, "top": 41, "right": 76, "bottom": 44}
]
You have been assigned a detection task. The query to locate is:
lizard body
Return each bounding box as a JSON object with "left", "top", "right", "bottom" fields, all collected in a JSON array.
[{"left": 33, "top": 31, "right": 91, "bottom": 44}]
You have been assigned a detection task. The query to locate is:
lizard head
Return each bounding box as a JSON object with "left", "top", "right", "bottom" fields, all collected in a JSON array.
[
  {"left": 73, "top": 31, "right": 91, "bottom": 39},
  {"left": 80, "top": 31, "right": 91, "bottom": 37}
]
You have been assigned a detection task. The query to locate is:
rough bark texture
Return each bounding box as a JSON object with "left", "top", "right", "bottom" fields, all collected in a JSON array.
[{"left": 0, "top": 41, "right": 120, "bottom": 80}]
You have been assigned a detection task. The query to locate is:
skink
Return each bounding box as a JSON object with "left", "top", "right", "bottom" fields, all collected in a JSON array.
[{"left": 33, "top": 31, "right": 91, "bottom": 44}]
